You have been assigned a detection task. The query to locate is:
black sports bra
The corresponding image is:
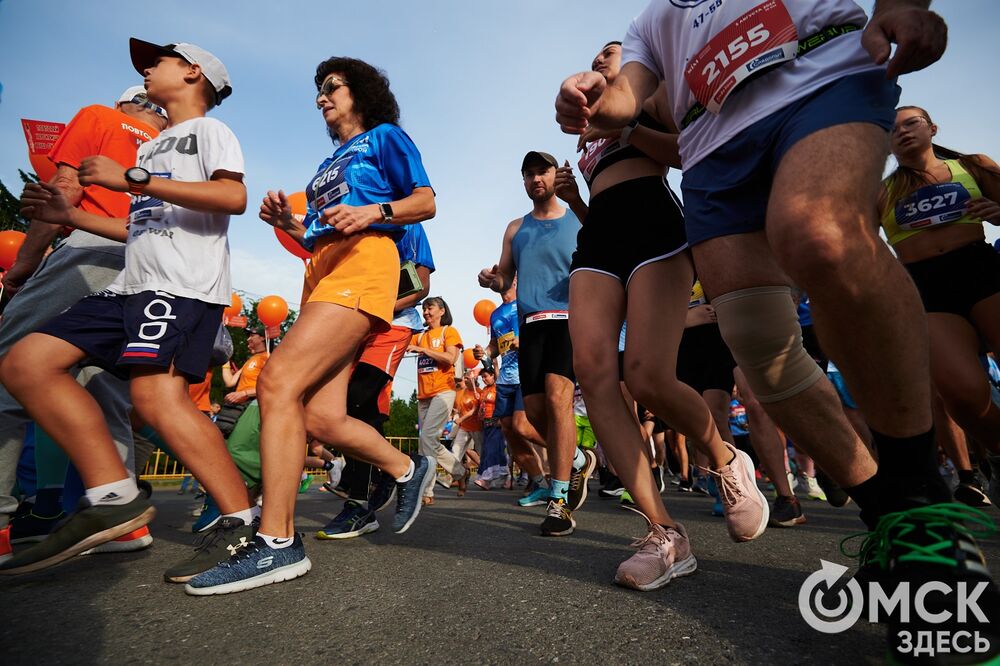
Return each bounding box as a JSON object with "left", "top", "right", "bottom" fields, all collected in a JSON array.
[{"left": 577, "top": 110, "right": 669, "bottom": 187}]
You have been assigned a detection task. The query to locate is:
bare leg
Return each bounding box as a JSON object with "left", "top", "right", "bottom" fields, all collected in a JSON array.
[{"left": 734, "top": 367, "right": 794, "bottom": 497}]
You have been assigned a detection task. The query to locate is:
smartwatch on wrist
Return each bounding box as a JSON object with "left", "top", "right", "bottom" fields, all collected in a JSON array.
[
  {"left": 378, "top": 202, "right": 394, "bottom": 223},
  {"left": 124, "top": 167, "right": 151, "bottom": 195},
  {"left": 620, "top": 118, "right": 639, "bottom": 145}
]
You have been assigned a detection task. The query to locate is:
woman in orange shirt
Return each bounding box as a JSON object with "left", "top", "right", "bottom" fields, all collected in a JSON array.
[{"left": 408, "top": 297, "right": 467, "bottom": 502}]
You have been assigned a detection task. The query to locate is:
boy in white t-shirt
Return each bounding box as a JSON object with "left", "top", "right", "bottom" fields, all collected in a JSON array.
[{"left": 1, "top": 38, "right": 259, "bottom": 581}]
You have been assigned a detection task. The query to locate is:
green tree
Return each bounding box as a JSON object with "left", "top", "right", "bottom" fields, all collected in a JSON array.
[
  {"left": 384, "top": 390, "right": 419, "bottom": 438},
  {"left": 0, "top": 171, "right": 37, "bottom": 232}
]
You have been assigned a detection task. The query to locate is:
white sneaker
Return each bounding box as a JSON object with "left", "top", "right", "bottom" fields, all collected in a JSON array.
[
  {"left": 327, "top": 457, "right": 345, "bottom": 488},
  {"left": 804, "top": 476, "right": 826, "bottom": 501}
]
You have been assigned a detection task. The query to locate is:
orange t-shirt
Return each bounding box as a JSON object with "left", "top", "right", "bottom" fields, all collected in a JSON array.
[
  {"left": 456, "top": 388, "right": 482, "bottom": 432},
  {"left": 236, "top": 353, "right": 269, "bottom": 393},
  {"left": 188, "top": 370, "right": 213, "bottom": 413},
  {"left": 478, "top": 385, "right": 497, "bottom": 421},
  {"left": 412, "top": 325, "right": 463, "bottom": 399},
  {"left": 47, "top": 105, "right": 159, "bottom": 220}
]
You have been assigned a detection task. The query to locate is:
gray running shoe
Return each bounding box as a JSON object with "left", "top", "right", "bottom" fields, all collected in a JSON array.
[
  {"left": 0, "top": 495, "right": 155, "bottom": 575},
  {"left": 164, "top": 516, "right": 257, "bottom": 583}
]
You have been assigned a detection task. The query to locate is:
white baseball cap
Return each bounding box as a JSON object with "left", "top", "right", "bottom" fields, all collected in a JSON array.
[
  {"left": 116, "top": 85, "right": 149, "bottom": 104},
  {"left": 129, "top": 37, "right": 232, "bottom": 105}
]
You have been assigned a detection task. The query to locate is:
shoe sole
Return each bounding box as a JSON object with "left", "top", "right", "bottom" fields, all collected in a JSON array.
[
  {"left": 598, "top": 490, "right": 625, "bottom": 499},
  {"left": 769, "top": 515, "right": 807, "bottom": 528},
  {"left": 81, "top": 528, "right": 154, "bottom": 554},
  {"left": 518, "top": 499, "right": 547, "bottom": 507},
  {"left": 540, "top": 517, "right": 576, "bottom": 537},
  {"left": 0, "top": 506, "right": 156, "bottom": 575},
  {"left": 184, "top": 556, "right": 312, "bottom": 596},
  {"left": 729, "top": 448, "right": 770, "bottom": 543},
  {"left": 615, "top": 553, "right": 698, "bottom": 591},
  {"left": 567, "top": 451, "right": 598, "bottom": 512},
  {"left": 315, "top": 520, "right": 380, "bottom": 540},
  {"left": 193, "top": 515, "right": 221, "bottom": 534},
  {"left": 394, "top": 460, "right": 436, "bottom": 534},
  {"left": 10, "top": 534, "right": 49, "bottom": 545}
]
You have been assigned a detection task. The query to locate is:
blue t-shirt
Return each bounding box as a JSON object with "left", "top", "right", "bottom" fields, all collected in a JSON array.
[
  {"left": 511, "top": 209, "right": 579, "bottom": 322},
  {"left": 797, "top": 296, "right": 813, "bottom": 328},
  {"left": 302, "top": 123, "right": 432, "bottom": 249},
  {"left": 490, "top": 300, "right": 520, "bottom": 386},
  {"left": 391, "top": 223, "right": 436, "bottom": 330},
  {"left": 729, "top": 399, "right": 749, "bottom": 437}
]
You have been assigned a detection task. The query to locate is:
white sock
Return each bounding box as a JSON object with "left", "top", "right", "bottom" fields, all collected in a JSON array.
[
  {"left": 572, "top": 447, "right": 587, "bottom": 471},
  {"left": 396, "top": 459, "right": 415, "bottom": 483},
  {"left": 223, "top": 507, "right": 258, "bottom": 526},
  {"left": 85, "top": 478, "right": 139, "bottom": 506},
  {"left": 258, "top": 532, "right": 294, "bottom": 549}
]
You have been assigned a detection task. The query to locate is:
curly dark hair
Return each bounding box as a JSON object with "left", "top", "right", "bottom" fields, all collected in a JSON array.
[{"left": 314, "top": 57, "right": 400, "bottom": 133}]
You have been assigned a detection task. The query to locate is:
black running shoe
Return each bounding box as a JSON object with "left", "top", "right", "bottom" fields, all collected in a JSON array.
[
  {"left": 815, "top": 468, "right": 851, "bottom": 508},
  {"left": 163, "top": 516, "right": 258, "bottom": 583},
  {"left": 0, "top": 495, "right": 154, "bottom": 575},
  {"left": 953, "top": 480, "right": 992, "bottom": 509},
  {"left": 540, "top": 499, "right": 575, "bottom": 537},
  {"left": 567, "top": 449, "right": 597, "bottom": 511},
  {"left": 845, "top": 503, "right": 999, "bottom": 664},
  {"left": 10, "top": 509, "right": 66, "bottom": 544},
  {"left": 652, "top": 466, "right": 665, "bottom": 494},
  {"left": 677, "top": 477, "right": 693, "bottom": 493},
  {"left": 599, "top": 476, "right": 625, "bottom": 498},
  {"left": 367, "top": 470, "right": 397, "bottom": 513},
  {"left": 768, "top": 495, "right": 806, "bottom": 528}
]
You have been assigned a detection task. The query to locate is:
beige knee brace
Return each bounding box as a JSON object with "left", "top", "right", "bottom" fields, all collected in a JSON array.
[{"left": 713, "top": 286, "right": 825, "bottom": 403}]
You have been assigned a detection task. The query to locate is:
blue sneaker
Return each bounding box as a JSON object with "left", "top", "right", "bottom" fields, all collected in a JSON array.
[
  {"left": 518, "top": 485, "right": 549, "bottom": 507},
  {"left": 315, "top": 500, "right": 379, "bottom": 540},
  {"left": 184, "top": 534, "right": 311, "bottom": 596},
  {"left": 192, "top": 494, "right": 221, "bottom": 533},
  {"left": 392, "top": 455, "right": 434, "bottom": 534},
  {"left": 706, "top": 476, "right": 724, "bottom": 517}
]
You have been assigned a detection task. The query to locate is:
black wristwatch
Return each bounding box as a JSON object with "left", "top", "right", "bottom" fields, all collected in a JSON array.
[
  {"left": 378, "top": 202, "right": 394, "bottom": 223},
  {"left": 124, "top": 167, "right": 151, "bottom": 195}
]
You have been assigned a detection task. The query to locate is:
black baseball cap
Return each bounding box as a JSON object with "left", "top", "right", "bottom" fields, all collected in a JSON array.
[{"left": 521, "top": 151, "right": 559, "bottom": 173}]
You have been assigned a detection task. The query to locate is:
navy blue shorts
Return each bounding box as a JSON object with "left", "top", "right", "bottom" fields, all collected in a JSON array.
[
  {"left": 37, "top": 290, "right": 224, "bottom": 384},
  {"left": 682, "top": 69, "right": 900, "bottom": 245},
  {"left": 494, "top": 383, "right": 524, "bottom": 419}
]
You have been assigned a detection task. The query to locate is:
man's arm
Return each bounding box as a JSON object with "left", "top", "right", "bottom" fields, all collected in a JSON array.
[
  {"left": 477, "top": 218, "right": 521, "bottom": 293},
  {"left": 863, "top": 0, "right": 947, "bottom": 78},
  {"left": 3, "top": 165, "right": 86, "bottom": 294},
  {"left": 556, "top": 62, "right": 660, "bottom": 134}
]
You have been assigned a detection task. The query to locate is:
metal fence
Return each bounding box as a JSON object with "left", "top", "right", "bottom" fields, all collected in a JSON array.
[{"left": 139, "top": 437, "right": 421, "bottom": 481}]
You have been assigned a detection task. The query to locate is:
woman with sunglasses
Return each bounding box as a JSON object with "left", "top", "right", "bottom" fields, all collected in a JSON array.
[
  {"left": 878, "top": 106, "right": 1000, "bottom": 503},
  {"left": 189, "top": 57, "right": 437, "bottom": 594},
  {"left": 554, "top": 41, "right": 767, "bottom": 592}
]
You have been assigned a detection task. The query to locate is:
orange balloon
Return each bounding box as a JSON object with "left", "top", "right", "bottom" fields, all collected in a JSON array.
[
  {"left": 274, "top": 191, "right": 312, "bottom": 260},
  {"left": 463, "top": 348, "right": 479, "bottom": 369},
  {"left": 0, "top": 230, "right": 27, "bottom": 271},
  {"left": 257, "top": 295, "right": 289, "bottom": 328},
  {"left": 473, "top": 300, "right": 497, "bottom": 327},
  {"left": 223, "top": 292, "right": 242, "bottom": 320}
]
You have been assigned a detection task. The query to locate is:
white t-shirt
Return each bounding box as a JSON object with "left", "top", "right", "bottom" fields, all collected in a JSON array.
[
  {"left": 622, "top": 0, "right": 882, "bottom": 169},
  {"left": 107, "top": 116, "right": 244, "bottom": 305}
]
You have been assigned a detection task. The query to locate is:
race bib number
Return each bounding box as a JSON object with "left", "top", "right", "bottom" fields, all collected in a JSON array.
[
  {"left": 309, "top": 152, "right": 355, "bottom": 211},
  {"left": 417, "top": 354, "right": 437, "bottom": 374},
  {"left": 895, "top": 182, "right": 972, "bottom": 231},
  {"left": 578, "top": 137, "right": 624, "bottom": 182},
  {"left": 684, "top": 0, "right": 798, "bottom": 113},
  {"left": 497, "top": 331, "right": 516, "bottom": 355},
  {"left": 128, "top": 172, "right": 171, "bottom": 224}
]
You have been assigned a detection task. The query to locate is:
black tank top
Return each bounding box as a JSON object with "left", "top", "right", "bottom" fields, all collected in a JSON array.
[{"left": 577, "top": 110, "right": 669, "bottom": 187}]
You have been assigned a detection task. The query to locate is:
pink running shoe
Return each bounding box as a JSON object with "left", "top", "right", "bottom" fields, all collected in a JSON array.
[
  {"left": 614, "top": 522, "right": 697, "bottom": 591},
  {"left": 706, "top": 444, "right": 769, "bottom": 542}
]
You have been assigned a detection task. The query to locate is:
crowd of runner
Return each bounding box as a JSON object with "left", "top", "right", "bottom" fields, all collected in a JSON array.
[{"left": 0, "top": 1, "right": 998, "bottom": 661}]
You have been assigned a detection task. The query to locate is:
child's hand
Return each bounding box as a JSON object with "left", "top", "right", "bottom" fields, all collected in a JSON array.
[
  {"left": 78, "top": 156, "right": 128, "bottom": 192},
  {"left": 20, "top": 182, "right": 72, "bottom": 225},
  {"left": 321, "top": 203, "right": 381, "bottom": 235},
  {"left": 259, "top": 190, "right": 295, "bottom": 229}
]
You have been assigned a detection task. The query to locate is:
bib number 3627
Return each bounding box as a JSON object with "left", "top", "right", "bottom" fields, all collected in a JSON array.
[{"left": 684, "top": 0, "right": 798, "bottom": 113}]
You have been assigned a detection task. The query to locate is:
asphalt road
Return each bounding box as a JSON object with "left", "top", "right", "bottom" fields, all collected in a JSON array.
[{"left": 2, "top": 481, "right": 998, "bottom": 665}]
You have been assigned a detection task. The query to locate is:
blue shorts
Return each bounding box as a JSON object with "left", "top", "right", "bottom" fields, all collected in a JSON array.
[
  {"left": 682, "top": 69, "right": 900, "bottom": 245},
  {"left": 37, "top": 290, "right": 224, "bottom": 384},
  {"left": 827, "top": 369, "right": 858, "bottom": 411},
  {"left": 494, "top": 383, "right": 524, "bottom": 419}
]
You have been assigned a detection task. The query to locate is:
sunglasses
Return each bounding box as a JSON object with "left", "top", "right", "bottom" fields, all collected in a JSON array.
[
  {"left": 316, "top": 77, "right": 348, "bottom": 108},
  {"left": 128, "top": 94, "right": 168, "bottom": 120}
]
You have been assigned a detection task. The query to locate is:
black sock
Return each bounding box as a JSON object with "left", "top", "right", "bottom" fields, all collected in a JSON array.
[
  {"left": 871, "top": 427, "right": 952, "bottom": 511},
  {"left": 957, "top": 469, "right": 976, "bottom": 486},
  {"left": 843, "top": 474, "right": 882, "bottom": 529}
]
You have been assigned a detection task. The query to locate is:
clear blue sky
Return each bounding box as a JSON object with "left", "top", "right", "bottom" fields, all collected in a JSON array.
[{"left": 1, "top": 1, "right": 997, "bottom": 397}]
